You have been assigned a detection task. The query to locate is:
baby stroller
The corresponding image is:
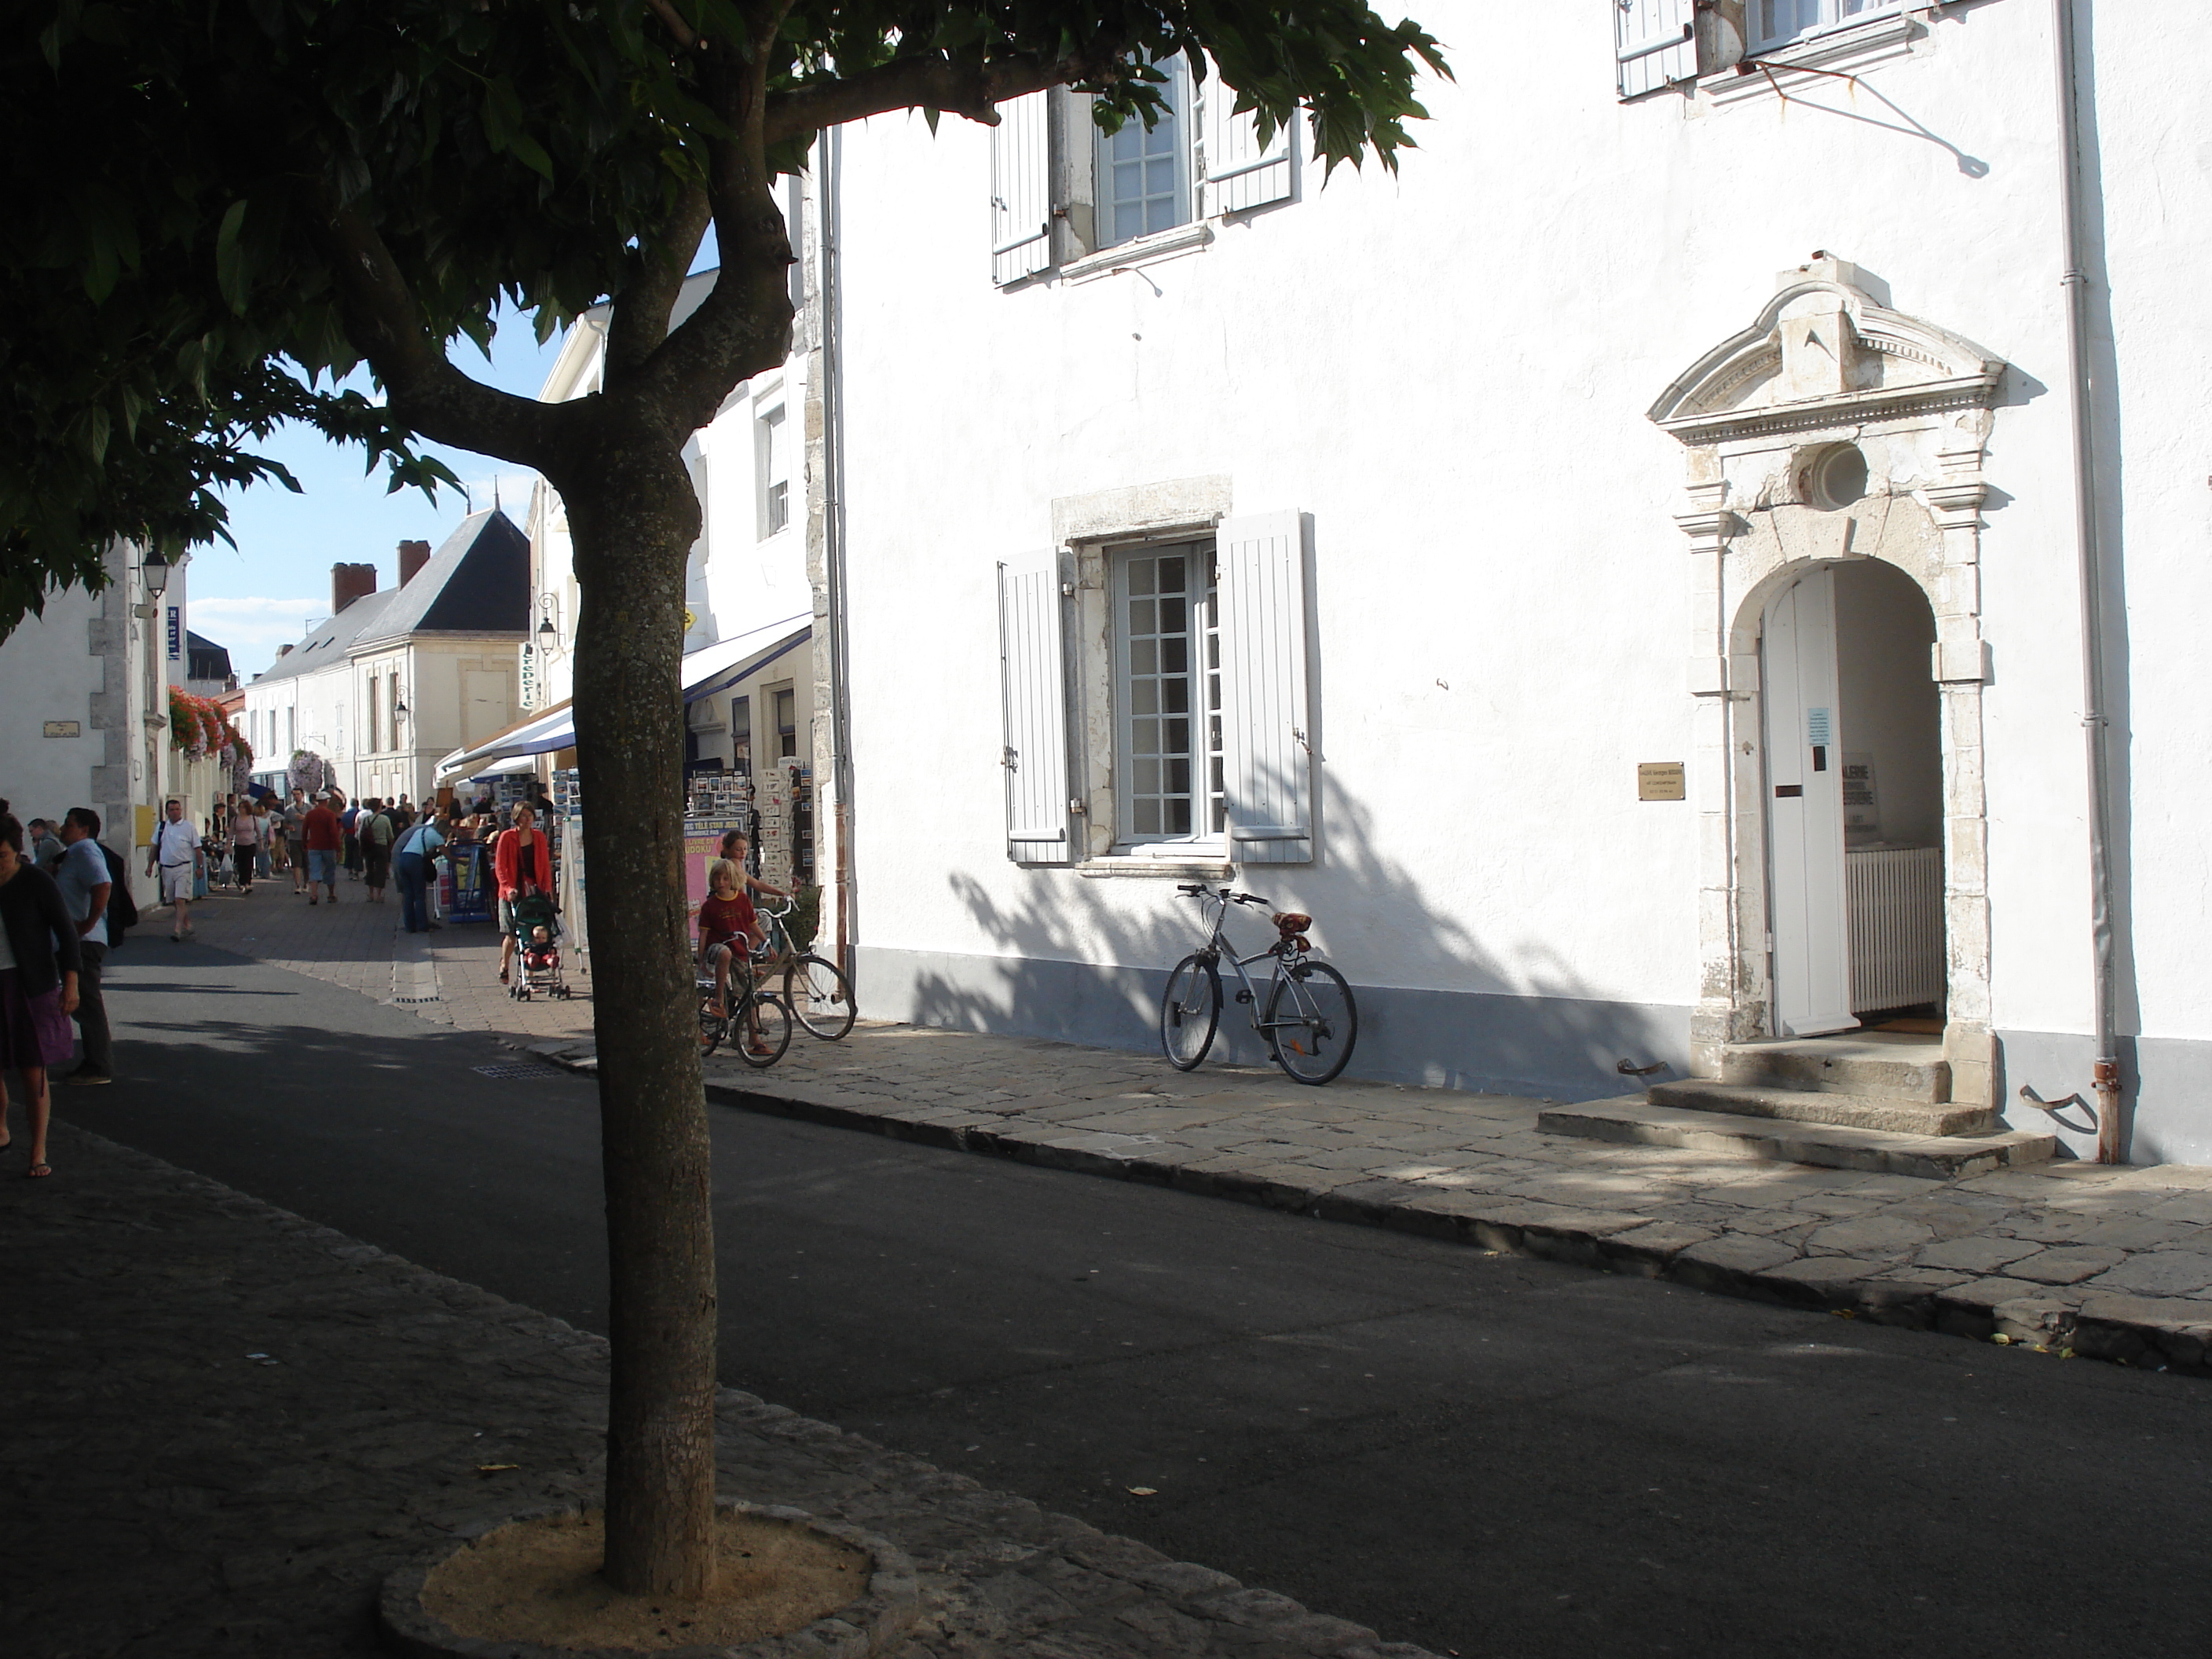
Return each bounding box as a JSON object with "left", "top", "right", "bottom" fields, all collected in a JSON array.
[{"left": 508, "top": 891, "right": 571, "bottom": 1001}]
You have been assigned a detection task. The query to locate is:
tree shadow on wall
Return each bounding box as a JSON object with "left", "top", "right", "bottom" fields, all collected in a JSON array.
[{"left": 905, "top": 774, "right": 1687, "bottom": 1103}]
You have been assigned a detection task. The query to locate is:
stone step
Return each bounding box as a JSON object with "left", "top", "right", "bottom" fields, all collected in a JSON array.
[
  {"left": 1719, "top": 1035, "right": 1950, "bottom": 1103},
  {"left": 1648, "top": 1079, "right": 1994, "bottom": 1137},
  {"left": 1538, "top": 1096, "right": 2056, "bottom": 1181}
]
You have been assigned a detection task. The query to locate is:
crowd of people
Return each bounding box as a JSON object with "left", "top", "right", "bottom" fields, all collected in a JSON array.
[{"left": 2, "top": 776, "right": 577, "bottom": 1179}]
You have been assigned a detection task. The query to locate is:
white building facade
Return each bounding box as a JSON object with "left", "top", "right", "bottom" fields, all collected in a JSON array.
[{"left": 819, "top": 2, "right": 2212, "bottom": 1161}]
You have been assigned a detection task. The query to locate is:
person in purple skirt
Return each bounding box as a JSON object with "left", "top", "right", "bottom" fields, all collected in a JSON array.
[{"left": 0, "top": 813, "right": 82, "bottom": 1179}]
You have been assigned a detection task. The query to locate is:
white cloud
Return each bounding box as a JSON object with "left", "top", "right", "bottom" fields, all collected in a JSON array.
[{"left": 186, "top": 597, "right": 328, "bottom": 675}]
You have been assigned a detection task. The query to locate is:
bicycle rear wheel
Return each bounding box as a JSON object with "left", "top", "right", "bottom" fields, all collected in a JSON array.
[
  {"left": 1160, "top": 954, "right": 1221, "bottom": 1071},
  {"left": 1264, "top": 958, "right": 1357, "bottom": 1085},
  {"left": 734, "top": 992, "right": 794, "bottom": 1068},
  {"left": 786, "top": 954, "right": 857, "bottom": 1040}
]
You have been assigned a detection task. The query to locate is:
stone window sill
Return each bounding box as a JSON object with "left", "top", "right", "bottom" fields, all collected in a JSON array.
[
  {"left": 1061, "top": 222, "right": 1214, "bottom": 285},
  {"left": 1077, "top": 853, "right": 1235, "bottom": 880}
]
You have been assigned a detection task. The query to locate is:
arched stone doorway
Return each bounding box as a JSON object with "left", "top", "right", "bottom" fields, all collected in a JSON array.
[{"left": 1649, "top": 256, "right": 2008, "bottom": 1110}]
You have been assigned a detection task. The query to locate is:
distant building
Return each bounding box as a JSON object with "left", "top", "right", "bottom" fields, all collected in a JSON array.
[
  {"left": 184, "top": 631, "right": 237, "bottom": 697},
  {"left": 244, "top": 512, "right": 530, "bottom": 804}
]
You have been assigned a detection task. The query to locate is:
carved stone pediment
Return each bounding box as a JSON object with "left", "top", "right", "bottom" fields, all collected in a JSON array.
[{"left": 1649, "top": 259, "right": 2005, "bottom": 445}]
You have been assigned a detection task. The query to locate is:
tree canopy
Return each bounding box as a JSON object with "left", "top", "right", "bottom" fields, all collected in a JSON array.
[{"left": 3, "top": 0, "right": 1445, "bottom": 635}]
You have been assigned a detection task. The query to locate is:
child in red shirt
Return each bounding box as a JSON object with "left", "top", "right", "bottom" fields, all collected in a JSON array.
[{"left": 698, "top": 859, "right": 764, "bottom": 1023}]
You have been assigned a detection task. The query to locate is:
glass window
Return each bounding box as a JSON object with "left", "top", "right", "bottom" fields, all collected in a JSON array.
[
  {"left": 1116, "top": 543, "right": 1222, "bottom": 844},
  {"left": 756, "top": 405, "right": 789, "bottom": 539},
  {"left": 774, "top": 687, "right": 797, "bottom": 759},
  {"left": 1096, "top": 60, "right": 1192, "bottom": 248},
  {"left": 1749, "top": 0, "right": 1902, "bottom": 53},
  {"left": 731, "top": 695, "right": 752, "bottom": 777}
]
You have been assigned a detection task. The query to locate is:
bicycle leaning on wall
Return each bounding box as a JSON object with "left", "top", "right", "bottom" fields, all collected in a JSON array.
[{"left": 1159, "top": 884, "right": 1358, "bottom": 1085}]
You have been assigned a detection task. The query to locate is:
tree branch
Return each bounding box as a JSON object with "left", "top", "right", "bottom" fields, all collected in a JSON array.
[
  {"left": 643, "top": 0, "right": 698, "bottom": 49},
  {"left": 604, "top": 183, "right": 713, "bottom": 385},
  {"left": 764, "top": 47, "right": 1127, "bottom": 147},
  {"left": 311, "top": 194, "right": 562, "bottom": 468}
]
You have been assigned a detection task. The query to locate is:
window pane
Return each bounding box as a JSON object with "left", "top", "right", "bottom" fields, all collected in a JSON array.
[
  {"left": 1159, "top": 595, "right": 1185, "bottom": 635},
  {"left": 1164, "top": 718, "right": 1188, "bottom": 753},
  {"left": 1128, "top": 560, "right": 1155, "bottom": 596},
  {"left": 1162, "top": 677, "right": 1188, "bottom": 715},
  {"left": 1166, "top": 758, "right": 1190, "bottom": 796},
  {"left": 1166, "top": 799, "right": 1191, "bottom": 835},
  {"left": 1132, "top": 679, "right": 1159, "bottom": 716},
  {"left": 1131, "top": 638, "right": 1157, "bottom": 676},
  {"left": 1129, "top": 597, "right": 1156, "bottom": 635},
  {"left": 1135, "top": 799, "right": 1161, "bottom": 834},
  {"left": 1161, "top": 637, "right": 1187, "bottom": 675},
  {"left": 1156, "top": 555, "right": 1185, "bottom": 592},
  {"left": 1135, "top": 757, "right": 1161, "bottom": 795}
]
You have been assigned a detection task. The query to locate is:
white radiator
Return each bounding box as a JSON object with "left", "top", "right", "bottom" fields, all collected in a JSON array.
[{"left": 1848, "top": 846, "right": 1944, "bottom": 1013}]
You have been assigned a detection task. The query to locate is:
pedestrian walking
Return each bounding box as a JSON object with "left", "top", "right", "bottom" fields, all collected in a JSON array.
[
  {"left": 394, "top": 812, "right": 446, "bottom": 934},
  {"left": 340, "top": 795, "right": 363, "bottom": 880},
  {"left": 303, "top": 792, "right": 342, "bottom": 905},
  {"left": 229, "top": 800, "right": 261, "bottom": 895},
  {"left": 53, "top": 808, "right": 113, "bottom": 1086},
  {"left": 361, "top": 798, "right": 395, "bottom": 903},
  {"left": 281, "top": 787, "right": 310, "bottom": 893},
  {"left": 254, "top": 799, "right": 275, "bottom": 880},
  {"left": 27, "top": 819, "right": 64, "bottom": 870},
  {"left": 493, "top": 804, "right": 552, "bottom": 986},
  {"left": 0, "top": 813, "right": 83, "bottom": 1179},
  {"left": 146, "top": 798, "right": 198, "bottom": 940}
]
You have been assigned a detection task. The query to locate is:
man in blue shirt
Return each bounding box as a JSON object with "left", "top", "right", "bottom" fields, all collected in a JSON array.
[
  {"left": 393, "top": 813, "right": 447, "bottom": 935},
  {"left": 54, "top": 808, "right": 113, "bottom": 1083}
]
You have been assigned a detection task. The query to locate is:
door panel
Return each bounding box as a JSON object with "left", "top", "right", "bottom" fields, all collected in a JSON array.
[{"left": 1763, "top": 569, "right": 1857, "bottom": 1037}]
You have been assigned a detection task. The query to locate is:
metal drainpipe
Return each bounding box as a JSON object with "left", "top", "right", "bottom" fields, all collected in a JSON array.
[
  {"left": 816, "top": 125, "right": 859, "bottom": 981},
  {"left": 2053, "top": 0, "right": 2123, "bottom": 1162}
]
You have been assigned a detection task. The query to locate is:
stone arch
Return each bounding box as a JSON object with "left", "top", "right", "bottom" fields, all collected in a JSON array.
[{"left": 1652, "top": 257, "right": 2007, "bottom": 1108}]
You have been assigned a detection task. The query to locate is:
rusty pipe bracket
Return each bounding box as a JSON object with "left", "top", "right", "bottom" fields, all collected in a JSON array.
[{"left": 1617, "top": 1058, "right": 1666, "bottom": 1079}]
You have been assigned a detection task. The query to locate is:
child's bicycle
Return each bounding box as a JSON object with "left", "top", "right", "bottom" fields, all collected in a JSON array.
[
  {"left": 1159, "top": 884, "right": 1358, "bottom": 1085},
  {"left": 696, "top": 948, "right": 793, "bottom": 1068}
]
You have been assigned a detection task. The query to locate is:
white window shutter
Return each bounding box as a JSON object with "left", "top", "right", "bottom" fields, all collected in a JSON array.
[
  {"left": 1202, "top": 66, "right": 1292, "bottom": 216},
  {"left": 998, "top": 555, "right": 1072, "bottom": 862},
  {"left": 1217, "top": 511, "right": 1313, "bottom": 865},
  {"left": 1615, "top": 0, "right": 1697, "bottom": 99},
  {"left": 989, "top": 90, "right": 1053, "bottom": 286}
]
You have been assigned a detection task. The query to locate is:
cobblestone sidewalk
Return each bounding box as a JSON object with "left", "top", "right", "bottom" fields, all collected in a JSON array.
[
  {"left": 168, "top": 890, "right": 2212, "bottom": 1377},
  {"left": 1, "top": 1124, "right": 1429, "bottom": 1658}
]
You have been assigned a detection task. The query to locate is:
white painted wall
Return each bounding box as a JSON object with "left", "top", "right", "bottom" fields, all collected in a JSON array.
[{"left": 826, "top": 2, "right": 2212, "bottom": 1143}]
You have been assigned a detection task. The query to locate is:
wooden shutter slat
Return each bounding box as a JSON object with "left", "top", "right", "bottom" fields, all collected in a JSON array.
[
  {"left": 1202, "top": 65, "right": 1292, "bottom": 217},
  {"left": 990, "top": 90, "right": 1053, "bottom": 285},
  {"left": 1615, "top": 0, "right": 1697, "bottom": 99}
]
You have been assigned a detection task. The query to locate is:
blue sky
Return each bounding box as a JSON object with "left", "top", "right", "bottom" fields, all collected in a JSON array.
[{"left": 190, "top": 309, "right": 566, "bottom": 679}]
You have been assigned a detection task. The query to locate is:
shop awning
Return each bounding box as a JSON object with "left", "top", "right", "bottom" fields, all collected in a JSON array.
[{"left": 433, "top": 614, "right": 811, "bottom": 781}]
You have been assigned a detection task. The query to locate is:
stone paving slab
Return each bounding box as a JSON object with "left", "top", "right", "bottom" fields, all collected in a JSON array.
[
  {"left": 160, "top": 892, "right": 2212, "bottom": 1377},
  {"left": 1, "top": 1124, "right": 1430, "bottom": 1658}
]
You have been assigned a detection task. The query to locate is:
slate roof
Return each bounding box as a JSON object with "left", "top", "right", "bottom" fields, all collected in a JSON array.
[
  {"left": 250, "top": 589, "right": 401, "bottom": 684},
  {"left": 350, "top": 509, "right": 529, "bottom": 645}
]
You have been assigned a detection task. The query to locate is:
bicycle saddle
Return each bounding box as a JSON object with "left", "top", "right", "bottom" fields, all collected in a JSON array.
[{"left": 1273, "top": 911, "right": 1312, "bottom": 934}]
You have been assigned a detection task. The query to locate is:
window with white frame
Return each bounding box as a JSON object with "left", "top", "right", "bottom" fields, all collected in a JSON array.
[
  {"left": 997, "top": 510, "right": 1313, "bottom": 866},
  {"left": 1748, "top": 0, "right": 1904, "bottom": 53},
  {"left": 755, "top": 404, "right": 789, "bottom": 538},
  {"left": 1115, "top": 542, "right": 1221, "bottom": 842},
  {"left": 988, "top": 64, "right": 1296, "bottom": 286},
  {"left": 1096, "top": 58, "right": 1193, "bottom": 249}
]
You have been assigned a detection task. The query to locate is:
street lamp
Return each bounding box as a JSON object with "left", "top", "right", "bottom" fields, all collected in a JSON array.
[{"left": 141, "top": 555, "right": 171, "bottom": 596}]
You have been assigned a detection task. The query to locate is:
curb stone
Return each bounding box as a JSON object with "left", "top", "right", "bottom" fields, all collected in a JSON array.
[
  {"left": 38, "top": 1126, "right": 1436, "bottom": 1659},
  {"left": 514, "top": 1042, "right": 2212, "bottom": 1382}
]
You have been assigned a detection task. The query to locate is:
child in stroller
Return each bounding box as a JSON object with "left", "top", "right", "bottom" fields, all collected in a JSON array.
[{"left": 507, "top": 891, "right": 570, "bottom": 1000}]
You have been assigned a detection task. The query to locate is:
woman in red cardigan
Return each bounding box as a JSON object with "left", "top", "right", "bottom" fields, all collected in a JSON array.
[{"left": 493, "top": 805, "right": 554, "bottom": 985}]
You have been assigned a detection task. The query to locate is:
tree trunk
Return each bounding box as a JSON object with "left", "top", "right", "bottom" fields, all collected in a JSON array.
[{"left": 563, "top": 425, "right": 719, "bottom": 1599}]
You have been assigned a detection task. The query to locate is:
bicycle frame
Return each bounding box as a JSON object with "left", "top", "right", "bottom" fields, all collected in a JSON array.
[{"left": 1188, "top": 892, "right": 1302, "bottom": 1039}]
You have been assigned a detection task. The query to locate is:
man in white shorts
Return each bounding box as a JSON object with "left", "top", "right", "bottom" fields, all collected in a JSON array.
[{"left": 146, "top": 797, "right": 200, "bottom": 941}]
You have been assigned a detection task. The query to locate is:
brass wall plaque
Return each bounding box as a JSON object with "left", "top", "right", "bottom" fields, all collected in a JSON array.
[
  {"left": 1638, "top": 762, "right": 1686, "bottom": 802},
  {"left": 42, "top": 720, "right": 81, "bottom": 738}
]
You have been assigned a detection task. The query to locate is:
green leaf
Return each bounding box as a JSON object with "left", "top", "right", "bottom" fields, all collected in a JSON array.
[{"left": 214, "top": 200, "right": 249, "bottom": 313}]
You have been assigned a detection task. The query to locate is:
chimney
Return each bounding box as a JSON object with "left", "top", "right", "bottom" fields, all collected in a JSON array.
[
  {"left": 331, "top": 562, "right": 378, "bottom": 613},
  {"left": 398, "top": 539, "right": 433, "bottom": 586},
  {"left": 276, "top": 644, "right": 292, "bottom": 657}
]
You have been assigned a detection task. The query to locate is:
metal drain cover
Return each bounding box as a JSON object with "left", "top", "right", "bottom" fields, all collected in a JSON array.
[{"left": 471, "top": 1062, "right": 561, "bottom": 1079}]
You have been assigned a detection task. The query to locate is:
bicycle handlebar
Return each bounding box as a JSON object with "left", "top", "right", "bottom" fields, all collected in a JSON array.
[
  {"left": 1176, "top": 884, "right": 1273, "bottom": 906},
  {"left": 1233, "top": 891, "right": 1272, "bottom": 906}
]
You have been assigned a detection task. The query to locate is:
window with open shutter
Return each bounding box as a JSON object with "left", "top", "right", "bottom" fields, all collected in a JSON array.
[
  {"left": 1217, "top": 511, "right": 1313, "bottom": 865},
  {"left": 998, "top": 555, "right": 1073, "bottom": 862},
  {"left": 1615, "top": 0, "right": 1697, "bottom": 99},
  {"left": 1201, "top": 65, "right": 1292, "bottom": 217},
  {"left": 989, "top": 90, "right": 1053, "bottom": 286}
]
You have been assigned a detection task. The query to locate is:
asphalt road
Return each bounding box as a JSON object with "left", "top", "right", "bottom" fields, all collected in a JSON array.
[{"left": 64, "top": 942, "right": 2212, "bottom": 1657}]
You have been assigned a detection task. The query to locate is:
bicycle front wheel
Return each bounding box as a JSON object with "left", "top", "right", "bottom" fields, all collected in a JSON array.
[
  {"left": 734, "top": 992, "right": 795, "bottom": 1068},
  {"left": 698, "top": 994, "right": 728, "bottom": 1057},
  {"left": 1159, "top": 954, "right": 1221, "bottom": 1071},
  {"left": 786, "top": 954, "right": 857, "bottom": 1040},
  {"left": 1264, "top": 958, "right": 1357, "bottom": 1085}
]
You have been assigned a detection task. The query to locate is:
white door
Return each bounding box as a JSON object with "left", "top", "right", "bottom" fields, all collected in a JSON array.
[{"left": 1763, "top": 569, "right": 1858, "bottom": 1036}]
